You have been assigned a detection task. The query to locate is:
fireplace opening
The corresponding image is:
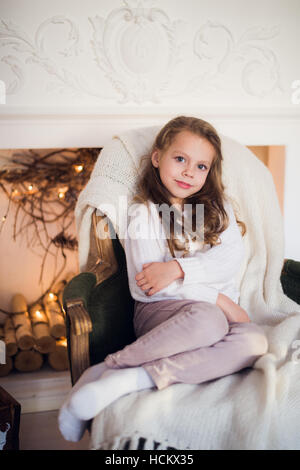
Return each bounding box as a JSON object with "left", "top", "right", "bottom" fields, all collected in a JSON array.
[
  {"left": 0, "top": 147, "right": 101, "bottom": 377},
  {"left": 247, "top": 146, "right": 285, "bottom": 214}
]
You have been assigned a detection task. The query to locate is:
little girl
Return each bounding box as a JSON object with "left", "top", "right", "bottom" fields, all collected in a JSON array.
[{"left": 59, "top": 116, "right": 268, "bottom": 442}]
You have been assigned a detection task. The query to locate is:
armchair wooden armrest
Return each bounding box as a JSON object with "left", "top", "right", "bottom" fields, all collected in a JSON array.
[{"left": 63, "top": 273, "right": 96, "bottom": 384}]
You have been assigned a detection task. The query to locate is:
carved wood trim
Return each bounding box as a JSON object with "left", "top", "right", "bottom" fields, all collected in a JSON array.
[{"left": 66, "top": 298, "right": 92, "bottom": 384}]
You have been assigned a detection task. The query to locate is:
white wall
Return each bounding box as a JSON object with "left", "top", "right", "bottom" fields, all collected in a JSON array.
[{"left": 0, "top": 0, "right": 300, "bottom": 321}]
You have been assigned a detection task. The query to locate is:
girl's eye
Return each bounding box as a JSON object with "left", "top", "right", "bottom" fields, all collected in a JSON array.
[
  {"left": 175, "top": 157, "right": 208, "bottom": 171},
  {"left": 198, "top": 164, "right": 207, "bottom": 170}
]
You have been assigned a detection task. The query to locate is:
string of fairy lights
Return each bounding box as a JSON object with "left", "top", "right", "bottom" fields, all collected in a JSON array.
[{"left": 0, "top": 147, "right": 101, "bottom": 315}]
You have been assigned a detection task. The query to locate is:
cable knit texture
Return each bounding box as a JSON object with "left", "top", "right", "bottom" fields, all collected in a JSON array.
[{"left": 75, "top": 126, "right": 300, "bottom": 450}]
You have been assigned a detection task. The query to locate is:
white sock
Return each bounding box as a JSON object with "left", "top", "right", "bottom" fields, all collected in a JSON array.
[
  {"left": 58, "top": 403, "right": 87, "bottom": 442},
  {"left": 58, "top": 361, "right": 108, "bottom": 442},
  {"left": 68, "top": 366, "right": 156, "bottom": 421}
]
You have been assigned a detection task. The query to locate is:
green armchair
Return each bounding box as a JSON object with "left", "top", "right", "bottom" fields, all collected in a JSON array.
[
  {"left": 63, "top": 209, "right": 300, "bottom": 387},
  {"left": 280, "top": 258, "right": 300, "bottom": 305},
  {"left": 63, "top": 211, "right": 136, "bottom": 385}
]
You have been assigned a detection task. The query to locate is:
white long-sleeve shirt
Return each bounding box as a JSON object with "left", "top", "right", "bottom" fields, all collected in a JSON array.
[{"left": 123, "top": 199, "right": 245, "bottom": 304}]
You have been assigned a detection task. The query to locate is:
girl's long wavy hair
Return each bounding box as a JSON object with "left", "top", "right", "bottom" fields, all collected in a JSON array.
[{"left": 132, "top": 115, "right": 246, "bottom": 258}]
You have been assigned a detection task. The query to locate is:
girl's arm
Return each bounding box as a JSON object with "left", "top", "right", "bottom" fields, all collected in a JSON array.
[
  {"left": 174, "top": 201, "right": 245, "bottom": 287},
  {"left": 216, "top": 293, "right": 251, "bottom": 323},
  {"left": 135, "top": 260, "right": 183, "bottom": 297},
  {"left": 125, "top": 203, "right": 218, "bottom": 302},
  {"left": 125, "top": 203, "right": 184, "bottom": 300},
  {"left": 172, "top": 260, "right": 250, "bottom": 323}
]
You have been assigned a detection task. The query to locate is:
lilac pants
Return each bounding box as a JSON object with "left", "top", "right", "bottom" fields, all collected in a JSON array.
[{"left": 104, "top": 299, "right": 268, "bottom": 390}]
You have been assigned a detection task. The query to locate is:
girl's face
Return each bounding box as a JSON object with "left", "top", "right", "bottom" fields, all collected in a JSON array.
[{"left": 151, "top": 130, "right": 215, "bottom": 205}]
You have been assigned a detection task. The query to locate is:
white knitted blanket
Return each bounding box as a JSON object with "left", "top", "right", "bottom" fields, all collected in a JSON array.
[{"left": 75, "top": 126, "right": 300, "bottom": 450}]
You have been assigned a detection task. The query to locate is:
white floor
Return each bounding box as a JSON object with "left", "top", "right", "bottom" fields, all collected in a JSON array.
[{"left": 19, "top": 409, "right": 90, "bottom": 450}]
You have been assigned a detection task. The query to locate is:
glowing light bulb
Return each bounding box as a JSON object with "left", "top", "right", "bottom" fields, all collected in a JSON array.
[
  {"left": 47, "top": 292, "right": 57, "bottom": 302},
  {"left": 35, "top": 310, "right": 43, "bottom": 319},
  {"left": 58, "top": 186, "right": 68, "bottom": 199},
  {"left": 74, "top": 164, "right": 83, "bottom": 173}
]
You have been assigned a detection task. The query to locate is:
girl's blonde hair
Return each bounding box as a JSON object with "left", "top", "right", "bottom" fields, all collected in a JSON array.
[{"left": 132, "top": 115, "right": 246, "bottom": 257}]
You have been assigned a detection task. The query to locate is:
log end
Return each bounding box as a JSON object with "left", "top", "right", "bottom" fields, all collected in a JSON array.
[
  {"left": 14, "top": 350, "right": 43, "bottom": 372},
  {"left": 34, "top": 336, "right": 56, "bottom": 354},
  {"left": 0, "top": 356, "right": 13, "bottom": 377},
  {"left": 18, "top": 335, "right": 35, "bottom": 351}
]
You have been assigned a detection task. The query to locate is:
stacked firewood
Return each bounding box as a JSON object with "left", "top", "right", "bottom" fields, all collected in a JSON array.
[{"left": 0, "top": 274, "right": 75, "bottom": 377}]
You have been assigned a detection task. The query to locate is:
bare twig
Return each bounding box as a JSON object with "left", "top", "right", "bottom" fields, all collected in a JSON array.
[{"left": 0, "top": 147, "right": 101, "bottom": 315}]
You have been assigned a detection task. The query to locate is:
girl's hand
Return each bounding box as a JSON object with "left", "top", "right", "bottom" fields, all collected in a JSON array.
[
  {"left": 216, "top": 293, "right": 250, "bottom": 323},
  {"left": 135, "top": 260, "right": 183, "bottom": 297}
]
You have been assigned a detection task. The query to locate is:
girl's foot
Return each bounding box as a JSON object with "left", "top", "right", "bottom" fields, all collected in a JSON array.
[
  {"left": 58, "top": 361, "right": 108, "bottom": 441},
  {"left": 69, "top": 367, "right": 155, "bottom": 421}
]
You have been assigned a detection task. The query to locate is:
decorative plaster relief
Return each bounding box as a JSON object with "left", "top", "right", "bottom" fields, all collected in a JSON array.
[
  {"left": 0, "top": 16, "right": 91, "bottom": 99},
  {"left": 89, "top": 3, "right": 185, "bottom": 103},
  {"left": 0, "top": 0, "right": 283, "bottom": 105},
  {"left": 192, "top": 21, "right": 282, "bottom": 98}
]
